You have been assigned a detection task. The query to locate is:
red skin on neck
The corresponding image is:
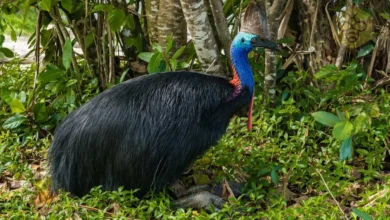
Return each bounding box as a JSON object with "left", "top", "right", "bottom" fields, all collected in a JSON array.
[{"left": 229, "top": 66, "right": 253, "bottom": 131}]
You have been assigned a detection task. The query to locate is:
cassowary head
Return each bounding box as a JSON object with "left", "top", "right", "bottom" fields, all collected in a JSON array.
[{"left": 232, "top": 32, "right": 280, "bottom": 53}]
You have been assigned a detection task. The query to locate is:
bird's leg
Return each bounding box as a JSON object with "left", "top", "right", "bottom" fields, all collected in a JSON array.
[{"left": 170, "top": 181, "right": 213, "bottom": 197}]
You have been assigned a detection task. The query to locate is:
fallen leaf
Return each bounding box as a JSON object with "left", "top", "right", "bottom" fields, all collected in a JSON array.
[
  {"left": 0, "top": 182, "right": 8, "bottom": 192},
  {"left": 73, "top": 213, "right": 82, "bottom": 220},
  {"left": 112, "top": 203, "right": 120, "bottom": 214},
  {"left": 221, "top": 179, "right": 235, "bottom": 199},
  {"left": 34, "top": 189, "right": 57, "bottom": 207}
]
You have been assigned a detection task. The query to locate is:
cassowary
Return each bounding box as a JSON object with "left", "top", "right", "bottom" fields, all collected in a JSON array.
[{"left": 48, "top": 5, "right": 279, "bottom": 201}]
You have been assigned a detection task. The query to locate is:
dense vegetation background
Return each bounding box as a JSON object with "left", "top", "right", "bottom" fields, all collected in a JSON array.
[{"left": 0, "top": 0, "right": 389, "bottom": 219}]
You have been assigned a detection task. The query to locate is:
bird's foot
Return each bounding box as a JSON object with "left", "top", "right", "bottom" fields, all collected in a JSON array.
[
  {"left": 171, "top": 181, "right": 245, "bottom": 211},
  {"left": 173, "top": 190, "right": 225, "bottom": 211},
  {"left": 170, "top": 180, "right": 188, "bottom": 198}
]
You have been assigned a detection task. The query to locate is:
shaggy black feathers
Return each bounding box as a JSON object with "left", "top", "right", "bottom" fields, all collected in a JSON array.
[{"left": 49, "top": 71, "right": 251, "bottom": 197}]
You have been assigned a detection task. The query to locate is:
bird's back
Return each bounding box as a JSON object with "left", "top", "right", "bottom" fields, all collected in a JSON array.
[{"left": 49, "top": 71, "right": 251, "bottom": 197}]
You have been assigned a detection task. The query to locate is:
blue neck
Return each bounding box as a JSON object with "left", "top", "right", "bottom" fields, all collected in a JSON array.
[{"left": 230, "top": 33, "right": 255, "bottom": 95}]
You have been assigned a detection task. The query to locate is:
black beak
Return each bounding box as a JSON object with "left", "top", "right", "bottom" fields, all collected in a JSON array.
[{"left": 252, "top": 37, "right": 281, "bottom": 51}]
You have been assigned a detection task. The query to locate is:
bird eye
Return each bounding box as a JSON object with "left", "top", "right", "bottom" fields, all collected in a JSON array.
[
  {"left": 241, "top": 38, "right": 245, "bottom": 42},
  {"left": 251, "top": 37, "right": 257, "bottom": 43}
]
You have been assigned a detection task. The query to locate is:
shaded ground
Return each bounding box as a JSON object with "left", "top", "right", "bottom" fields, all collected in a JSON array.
[{"left": 2, "top": 35, "right": 32, "bottom": 58}]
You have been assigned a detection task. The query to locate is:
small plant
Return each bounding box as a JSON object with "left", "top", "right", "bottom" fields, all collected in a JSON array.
[{"left": 138, "top": 35, "right": 191, "bottom": 73}]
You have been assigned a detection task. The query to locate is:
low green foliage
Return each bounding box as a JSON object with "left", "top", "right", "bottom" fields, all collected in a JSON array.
[
  {"left": 0, "top": 61, "right": 99, "bottom": 139},
  {"left": 1, "top": 60, "right": 389, "bottom": 219},
  {"left": 138, "top": 35, "right": 194, "bottom": 73},
  {"left": 0, "top": 7, "right": 38, "bottom": 35}
]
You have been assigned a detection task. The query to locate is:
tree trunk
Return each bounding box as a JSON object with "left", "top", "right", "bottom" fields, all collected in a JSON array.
[
  {"left": 145, "top": 0, "right": 159, "bottom": 44},
  {"left": 295, "top": 0, "right": 336, "bottom": 74},
  {"left": 263, "top": 0, "right": 286, "bottom": 100},
  {"left": 157, "top": 0, "right": 187, "bottom": 51},
  {"left": 209, "top": 0, "right": 232, "bottom": 71},
  {"left": 180, "top": 0, "right": 226, "bottom": 77}
]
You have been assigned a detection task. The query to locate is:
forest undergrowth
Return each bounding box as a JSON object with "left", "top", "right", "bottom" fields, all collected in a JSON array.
[{"left": 0, "top": 59, "right": 389, "bottom": 219}]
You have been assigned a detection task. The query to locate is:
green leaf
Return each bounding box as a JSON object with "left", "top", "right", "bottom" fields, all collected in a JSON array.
[
  {"left": 119, "top": 68, "right": 129, "bottom": 83},
  {"left": 62, "top": 38, "right": 72, "bottom": 70},
  {"left": 10, "top": 30, "right": 17, "bottom": 41},
  {"left": 270, "top": 166, "right": 280, "bottom": 185},
  {"left": 336, "top": 109, "right": 346, "bottom": 121},
  {"left": 282, "top": 91, "right": 289, "bottom": 102},
  {"left": 19, "top": 91, "right": 26, "bottom": 103},
  {"left": 123, "top": 15, "right": 135, "bottom": 30},
  {"left": 85, "top": 32, "right": 94, "bottom": 48},
  {"left": 45, "top": 82, "right": 57, "bottom": 90},
  {"left": 0, "top": 34, "right": 4, "bottom": 45},
  {"left": 0, "top": 47, "right": 14, "bottom": 58},
  {"left": 357, "top": 44, "right": 374, "bottom": 58},
  {"left": 349, "top": 105, "right": 363, "bottom": 116},
  {"left": 315, "top": 65, "right": 338, "bottom": 79},
  {"left": 332, "top": 121, "right": 354, "bottom": 140},
  {"left": 170, "top": 59, "right": 177, "bottom": 71},
  {"left": 92, "top": 4, "right": 114, "bottom": 12},
  {"left": 353, "top": 112, "right": 367, "bottom": 134},
  {"left": 66, "top": 89, "right": 76, "bottom": 105},
  {"left": 178, "top": 61, "right": 189, "bottom": 69},
  {"left": 124, "top": 36, "right": 143, "bottom": 52},
  {"left": 61, "top": 0, "right": 73, "bottom": 13},
  {"left": 367, "top": 103, "right": 380, "bottom": 118},
  {"left": 172, "top": 46, "right": 186, "bottom": 60},
  {"left": 166, "top": 35, "right": 174, "bottom": 53},
  {"left": 38, "top": 66, "right": 64, "bottom": 84},
  {"left": 1, "top": 87, "right": 13, "bottom": 104},
  {"left": 152, "top": 43, "right": 163, "bottom": 53},
  {"left": 40, "top": 0, "right": 57, "bottom": 11},
  {"left": 107, "top": 9, "right": 125, "bottom": 32},
  {"left": 52, "top": 95, "right": 66, "bottom": 109},
  {"left": 9, "top": 99, "right": 26, "bottom": 113},
  {"left": 148, "top": 53, "right": 163, "bottom": 74},
  {"left": 40, "top": 29, "right": 53, "bottom": 48},
  {"left": 379, "top": 13, "right": 390, "bottom": 21},
  {"left": 277, "top": 37, "right": 294, "bottom": 45},
  {"left": 311, "top": 111, "right": 341, "bottom": 127},
  {"left": 3, "top": 115, "right": 26, "bottom": 130},
  {"left": 33, "top": 103, "right": 48, "bottom": 122},
  {"left": 352, "top": 208, "right": 373, "bottom": 220},
  {"left": 340, "top": 137, "right": 353, "bottom": 161},
  {"left": 138, "top": 52, "right": 154, "bottom": 62},
  {"left": 65, "top": 79, "right": 77, "bottom": 87}
]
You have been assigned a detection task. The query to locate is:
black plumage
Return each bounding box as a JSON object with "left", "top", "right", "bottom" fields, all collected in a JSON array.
[{"left": 49, "top": 71, "right": 251, "bottom": 197}]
